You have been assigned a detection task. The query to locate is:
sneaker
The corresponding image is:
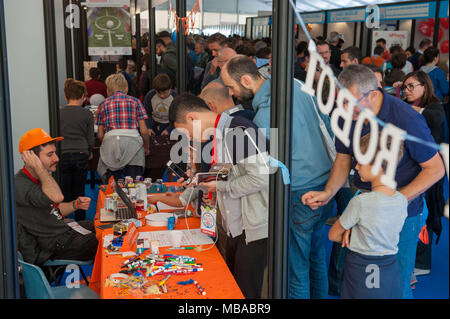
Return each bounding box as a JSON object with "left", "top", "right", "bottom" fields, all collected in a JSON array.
[
  {"left": 410, "top": 274, "right": 418, "bottom": 286},
  {"left": 326, "top": 215, "right": 339, "bottom": 226},
  {"left": 414, "top": 268, "right": 431, "bottom": 276}
]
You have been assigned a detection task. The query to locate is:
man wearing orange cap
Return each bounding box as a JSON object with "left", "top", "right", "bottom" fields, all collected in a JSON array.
[{"left": 15, "top": 128, "right": 98, "bottom": 265}]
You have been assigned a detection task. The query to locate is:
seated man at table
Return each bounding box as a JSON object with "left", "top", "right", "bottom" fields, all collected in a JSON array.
[
  {"left": 167, "top": 93, "right": 270, "bottom": 299},
  {"left": 15, "top": 128, "right": 98, "bottom": 266}
]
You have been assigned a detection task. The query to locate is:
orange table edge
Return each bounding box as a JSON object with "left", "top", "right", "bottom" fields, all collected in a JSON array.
[{"left": 89, "top": 184, "right": 244, "bottom": 299}]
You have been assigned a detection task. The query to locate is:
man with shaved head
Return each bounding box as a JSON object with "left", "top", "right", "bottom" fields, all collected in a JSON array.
[
  {"left": 216, "top": 48, "right": 237, "bottom": 71},
  {"left": 200, "top": 81, "right": 255, "bottom": 121}
]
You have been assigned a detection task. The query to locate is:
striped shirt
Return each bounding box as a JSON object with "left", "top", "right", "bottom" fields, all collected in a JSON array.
[{"left": 96, "top": 91, "right": 148, "bottom": 133}]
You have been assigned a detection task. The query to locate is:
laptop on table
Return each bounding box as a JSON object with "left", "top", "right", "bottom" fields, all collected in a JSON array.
[{"left": 100, "top": 177, "right": 138, "bottom": 223}]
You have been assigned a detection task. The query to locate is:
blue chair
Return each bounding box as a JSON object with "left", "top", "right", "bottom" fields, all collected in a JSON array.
[
  {"left": 18, "top": 259, "right": 99, "bottom": 299},
  {"left": 43, "top": 259, "right": 93, "bottom": 286}
]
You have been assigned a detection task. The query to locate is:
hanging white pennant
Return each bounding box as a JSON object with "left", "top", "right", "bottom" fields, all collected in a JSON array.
[{"left": 371, "top": 124, "right": 406, "bottom": 190}]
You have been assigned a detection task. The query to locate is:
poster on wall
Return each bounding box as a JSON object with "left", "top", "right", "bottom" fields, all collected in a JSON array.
[
  {"left": 372, "top": 30, "right": 409, "bottom": 52},
  {"left": 87, "top": 0, "right": 132, "bottom": 56}
]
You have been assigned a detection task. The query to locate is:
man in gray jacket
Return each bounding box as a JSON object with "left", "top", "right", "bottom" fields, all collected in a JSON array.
[{"left": 168, "top": 93, "right": 270, "bottom": 299}]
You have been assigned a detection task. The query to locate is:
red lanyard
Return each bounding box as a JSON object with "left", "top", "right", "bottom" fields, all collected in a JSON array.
[
  {"left": 22, "top": 166, "right": 60, "bottom": 211},
  {"left": 208, "top": 115, "right": 221, "bottom": 201},
  {"left": 211, "top": 114, "right": 221, "bottom": 167},
  {"left": 22, "top": 166, "right": 39, "bottom": 185}
]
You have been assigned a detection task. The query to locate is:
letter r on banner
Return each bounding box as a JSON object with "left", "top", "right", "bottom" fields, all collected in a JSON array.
[{"left": 371, "top": 124, "right": 406, "bottom": 189}]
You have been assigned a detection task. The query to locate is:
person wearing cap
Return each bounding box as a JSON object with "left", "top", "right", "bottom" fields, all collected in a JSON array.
[{"left": 15, "top": 128, "right": 98, "bottom": 265}]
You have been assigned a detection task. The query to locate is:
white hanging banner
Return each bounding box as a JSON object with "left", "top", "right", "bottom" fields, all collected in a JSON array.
[
  {"left": 86, "top": 0, "right": 130, "bottom": 8},
  {"left": 330, "top": 88, "right": 357, "bottom": 148},
  {"left": 440, "top": 143, "right": 449, "bottom": 180},
  {"left": 371, "top": 124, "right": 406, "bottom": 190},
  {"left": 353, "top": 108, "right": 379, "bottom": 166}
]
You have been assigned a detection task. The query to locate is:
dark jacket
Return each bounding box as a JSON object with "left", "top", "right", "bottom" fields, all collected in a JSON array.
[
  {"left": 421, "top": 101, "right": 445, "bottom": 242},
  {"left": 329, "top": 44, "right": 342, "bottom": 71},
  {"left": 161, "top": 43, "right": 177, "bottom": 77},
  {"left": 422, "top": 102, "right": 445, "bottom": 144},
  {"left": 408, "top": 52, "right": 422, "bottom": 71}
]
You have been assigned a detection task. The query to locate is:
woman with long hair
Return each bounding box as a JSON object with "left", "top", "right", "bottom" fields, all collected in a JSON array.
[{"left": 401, "top": 70, "right": 445, "bottom": 280}]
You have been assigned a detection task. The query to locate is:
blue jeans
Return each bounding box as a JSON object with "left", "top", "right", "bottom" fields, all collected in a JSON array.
[
  {"left": 398, "top": 214, "right": 423, "bottom": 299},
  {"left": 288, "top": 188, "right": 334, "bottom": 299},
  {"left": 328, "top": 187, "right": 355, "bottom": 296},
  {"left": 104, "top": 165, "right": 144, "bottom": 183}
]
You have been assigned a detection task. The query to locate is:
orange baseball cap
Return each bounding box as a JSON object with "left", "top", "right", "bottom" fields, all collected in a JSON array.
[{"left": 19, "top": 128, "right": 64, "bottom": 153}]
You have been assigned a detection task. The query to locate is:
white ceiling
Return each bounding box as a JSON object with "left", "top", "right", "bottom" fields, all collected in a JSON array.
[{"left": 138, "top": 0, "right": 414, "bottom": 14}]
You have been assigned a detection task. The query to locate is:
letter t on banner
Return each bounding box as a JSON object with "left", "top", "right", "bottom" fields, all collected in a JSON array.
[{"left": 371, "top": 124, "right": 406, "bottom": 189}]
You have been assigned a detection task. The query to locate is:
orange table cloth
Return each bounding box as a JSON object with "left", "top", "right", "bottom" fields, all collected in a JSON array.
[{"left": 89, "top": 186, "right": 244, "bottom": 299}]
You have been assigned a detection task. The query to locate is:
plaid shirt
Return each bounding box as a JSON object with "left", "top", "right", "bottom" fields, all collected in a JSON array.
[{"left": 96, "top": 91, "right": 148, "bottom": 133}]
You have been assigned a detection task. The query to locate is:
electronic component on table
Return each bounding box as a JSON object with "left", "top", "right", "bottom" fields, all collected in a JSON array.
[
  {"left": 167, "top": 160, "right": 192, "bottom": 185},
  {"left": 100, "top": 176, "right": 137, "bottom": 222},
  {"left": 171, "top": 209, "right": 193, "bottom": 218}
]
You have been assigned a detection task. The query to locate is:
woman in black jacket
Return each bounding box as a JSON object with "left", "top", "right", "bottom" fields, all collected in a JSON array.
[
  {"left": 401, "top": 70, "right": 445, "bottom": 278},
  {"left": 402, "top": 71, "right": 445, "bottom": 142}
]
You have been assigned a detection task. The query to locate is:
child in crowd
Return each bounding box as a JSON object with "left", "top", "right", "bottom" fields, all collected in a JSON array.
[
  {"left": 329, "top": 133, "right": 407, "bottom": 299},
  {"left": 59, "top": 79, "right": 95, "bottom": 221},
  {"left": 143, "top": 73, "right": 177, "bottom": 136}
]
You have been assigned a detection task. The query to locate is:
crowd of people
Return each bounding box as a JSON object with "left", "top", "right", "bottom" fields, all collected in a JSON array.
[{"left": 14, "top": 29, "right": 448, "bottom": 300}]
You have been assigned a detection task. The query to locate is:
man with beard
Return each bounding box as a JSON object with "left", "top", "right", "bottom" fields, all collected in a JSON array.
[
  {"left": 221, "top": 55, "right": 336, "bottom": 299},
  {"left": 14, "top": 128, "right": 98, "bottom": 265}
]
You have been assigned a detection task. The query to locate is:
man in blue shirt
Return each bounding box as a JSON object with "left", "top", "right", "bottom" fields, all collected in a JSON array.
[
  {"left": 221, "top": 55, "right": 335, "bottom": 299},
  {"left": 302, "top": 64, "right": 445, "bottom": 299}
]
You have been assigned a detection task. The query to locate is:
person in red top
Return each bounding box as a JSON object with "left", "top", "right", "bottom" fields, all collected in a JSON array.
[
  {"left": 85, "top": 67, "right": 107, "bottom": 104},
  {"left": 376, "top": 38, "right": 391, "bottom": 61}
]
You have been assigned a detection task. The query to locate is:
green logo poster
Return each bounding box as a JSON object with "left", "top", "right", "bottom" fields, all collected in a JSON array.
[{"left": 87, "top": 2, "right": 132, "bottom": 56}]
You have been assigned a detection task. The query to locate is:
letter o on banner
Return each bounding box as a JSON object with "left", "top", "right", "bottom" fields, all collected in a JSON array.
[
  {"left": 371, "top": 124, "right": 406, "bottom": 189},
  {"left": 316, "top": 65, "right": 336, "bottom": 115},
  {"left": 353, "top": 109, "right": 379, "bottom": 165}
]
